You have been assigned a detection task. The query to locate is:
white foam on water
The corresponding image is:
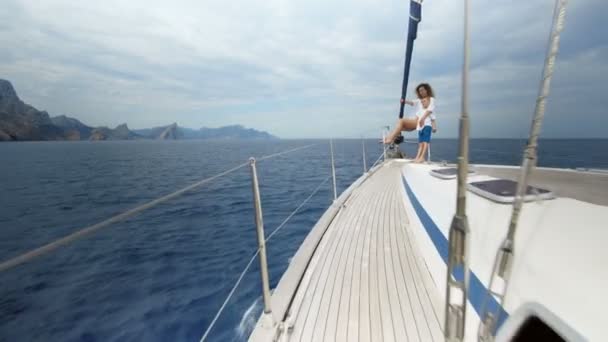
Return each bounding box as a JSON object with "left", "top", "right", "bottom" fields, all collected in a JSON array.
[{"left": 236, "top": 296, "right": 262, "bottom": 341}]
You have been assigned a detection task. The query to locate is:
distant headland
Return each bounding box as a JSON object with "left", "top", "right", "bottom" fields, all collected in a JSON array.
[{"left": 0, "top": 79, "right": 277, "bottom": 141}]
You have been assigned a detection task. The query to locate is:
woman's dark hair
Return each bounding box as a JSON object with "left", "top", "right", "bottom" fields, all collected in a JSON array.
[{"left": 415, "top": 83, "right": 435, "bottom": 98}]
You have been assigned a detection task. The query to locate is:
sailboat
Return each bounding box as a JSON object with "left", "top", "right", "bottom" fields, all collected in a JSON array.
[
  {"left": 1, "top": 1, "right": 606, "bottom": 341},
  {"left": 246, "top": 0, "right": 608, "bottom": 341}
]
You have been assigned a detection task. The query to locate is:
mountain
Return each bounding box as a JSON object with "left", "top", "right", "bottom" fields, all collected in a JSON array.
[
  {"left": 51, "top": 115, "right": 93, "bottom": 140},
  {"left": 196, "top": 125, "right": 276, "bottom": 140},
  {"left": 0, "top": 79, "right": 65, "bottom": 141},
  {"left": 133, "top": 123, "right": 179, "bottom": 140},
  {"left": 178, "top": 127, "right": 204, "bottom": 139},
  {"left": 135, "top": 124, "right": 276, "bottom": 140},
  {"left": 89, "top": 124, "right": 141, "bottom": 141},
  {"left": 0, "top": 79, "right": 278, "bottom": 141}
]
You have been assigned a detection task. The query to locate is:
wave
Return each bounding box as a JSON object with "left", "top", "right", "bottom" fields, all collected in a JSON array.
[{"left": 235, "top": 296, "right": 262, "bottom": 341}]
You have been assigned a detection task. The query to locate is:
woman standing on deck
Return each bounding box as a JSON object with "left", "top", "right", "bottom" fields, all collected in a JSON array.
[
  {"left": 411, "top": 84, "right": 436, "bottom": 163},
  {"left": 384, "top": 83, "right": 436, "bottom": 163}
]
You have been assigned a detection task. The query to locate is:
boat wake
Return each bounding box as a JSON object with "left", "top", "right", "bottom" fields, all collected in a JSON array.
[{"left": 236, "top": 296, "right": 262, "bottom": 341}]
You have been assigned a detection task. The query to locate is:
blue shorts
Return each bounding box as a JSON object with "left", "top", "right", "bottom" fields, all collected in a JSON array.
[{"left": 418, "top": 126, "right": 432, "bottom": 143}]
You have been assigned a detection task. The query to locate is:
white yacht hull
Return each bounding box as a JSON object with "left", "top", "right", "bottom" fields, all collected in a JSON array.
[{"left": 400, "top": 161, "right": 608, "bottom": 341}]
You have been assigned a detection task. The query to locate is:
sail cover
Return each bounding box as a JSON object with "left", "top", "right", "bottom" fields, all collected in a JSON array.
[{"left": 399, "top": 0, "right": 422, "bottom": 118}]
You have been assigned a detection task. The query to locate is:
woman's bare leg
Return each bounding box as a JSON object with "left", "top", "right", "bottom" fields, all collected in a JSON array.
[
  {"left": 385, "top": 120, "right": 403, "bottom": 143},
  {"left": 400, "top": 117, "right": 419, "bottom": 131},
  {"left": 419, "top": 142, "right": 429, "bottom": 162},
  {"left": 413, "top": 142, "right": 428, "bottom": 163},
  {"left": 413, "top": 143, "right": 423, "bottom": 161},
  {"left": 384, "top": 117, "right": 419, "bottom": 143}
]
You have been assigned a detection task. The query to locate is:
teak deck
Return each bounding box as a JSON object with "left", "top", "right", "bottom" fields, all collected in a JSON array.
[{"left": 250, "top": 162, "right": 444, "bottom": 342}]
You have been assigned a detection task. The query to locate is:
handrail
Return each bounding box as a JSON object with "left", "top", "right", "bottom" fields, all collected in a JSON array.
[
  {"left": 382, "top": 127, "right": 388, "bottom": 160},
  {"left": 250, "top": 158, "right": 273, "bottom": 315},
  {"left": 329, "top": 139, "right": 338, "bottom": 201},
  {"left": 361, "top": 138, "right": 367, "bottom": 173},
  {"left": 199, "top": 175, "right": 331, "bottom": 342},
  {"left": 0, "top": 144, "right": 318, "bottom": 273}
]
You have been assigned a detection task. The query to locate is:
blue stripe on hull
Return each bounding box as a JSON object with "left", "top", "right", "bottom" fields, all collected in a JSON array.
[{"left": 401, "top": 174, "right": 509, "bottom": 329}]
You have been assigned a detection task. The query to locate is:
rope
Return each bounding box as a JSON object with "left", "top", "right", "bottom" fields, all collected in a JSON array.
[
  {"left": 0, "top": 144, "right": 318, "bottom": 273},
  {"left": 199, "top": 175, "right": 330, "bottom": 342}
]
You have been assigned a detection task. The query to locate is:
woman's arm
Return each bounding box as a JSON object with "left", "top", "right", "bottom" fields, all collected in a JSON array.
[
  {"left": 418, "top": 97, "right": 435, "bottom": 123},
  {"left": 400, "top": 99, "right": 416, "bottom": 106},
  {"left": 419, "top": 109, "right": 433, "bottom": 123}
]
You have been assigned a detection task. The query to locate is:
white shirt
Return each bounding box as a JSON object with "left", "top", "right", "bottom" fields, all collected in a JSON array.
[{"left": 413, "top": 97, "right": 436, "bottom": 129}]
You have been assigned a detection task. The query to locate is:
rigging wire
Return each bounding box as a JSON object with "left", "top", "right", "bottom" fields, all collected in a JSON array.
[
  {"left": 370, "top": 149, "right": 387, "bottom": 170},
  {"left": 478, "top": 0, "right": 569, "bottom": 339},
  {"left": 444, "top": 0, "right": 471, "bottom": 340},
  {"left": 199, "top": 176, "right": 331, "bottom": 342}
]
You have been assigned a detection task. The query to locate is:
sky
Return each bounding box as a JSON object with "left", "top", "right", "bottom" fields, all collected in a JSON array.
[{"left": 0, "top": 0, "right": 606, "bottom": 138}]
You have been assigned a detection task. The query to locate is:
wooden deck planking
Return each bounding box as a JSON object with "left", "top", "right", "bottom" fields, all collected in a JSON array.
[
  {"left": 312, "top": 187, "right": 362, "bottom": 342},
  {"left": 397, "top": 203, "right": 444, "bottom": 342},
  {"left": 291, "top": 187, "right": 369, "bottom": 342},
  {"left": 388, "top": 190, "right": 419, "bottom": 341},
  {"left": 375, "top": 182, "right": 397, "bottom": 342},
  {"left": 330, "top": 183, "right": 369, "bottom": 341},
  {"left": 283, "top": 163, "right": 444, "bottom": 341},
  {"left": 286, "top": 188, "right": 367, "bottom": 328},
  {"left": 368, "top": 175, "right": 386, "bottom": 342},
  {"left": 355, "top": 184, "right": 375, "bottom": 342},
  {"left": 294, "top": 211, "right": 351, "bottom": 342},
  {"left": 344, "top": 188, "right": 378, "bottom": 342},
  {"left": 383, "top": 189, "right": 409, "bottom": 342},
  {"left": 395, "top": 198, "right": 442, "bottom": 342}
]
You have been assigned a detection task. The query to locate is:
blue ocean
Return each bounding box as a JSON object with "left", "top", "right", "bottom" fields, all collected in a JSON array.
[{"left": 1, "top": 139, "right": 606, "bottom": 342}]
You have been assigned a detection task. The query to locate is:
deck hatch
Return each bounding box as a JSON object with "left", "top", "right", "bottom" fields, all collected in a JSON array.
[
  {"left": 467, "top": 179, "right": 554, "bottom": 204},
  {"left": 430, "top": 167, "right": 475, "bottom": 179}
]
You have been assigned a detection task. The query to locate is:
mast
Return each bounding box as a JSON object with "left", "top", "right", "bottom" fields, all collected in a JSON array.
[{"left": 398, "top": 0, "right": 423, "bottom": 119}]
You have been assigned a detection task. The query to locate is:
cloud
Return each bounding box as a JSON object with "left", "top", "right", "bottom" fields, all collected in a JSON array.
[{"left": 0, "top": 0, "right": 605, "bottom": 137}]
